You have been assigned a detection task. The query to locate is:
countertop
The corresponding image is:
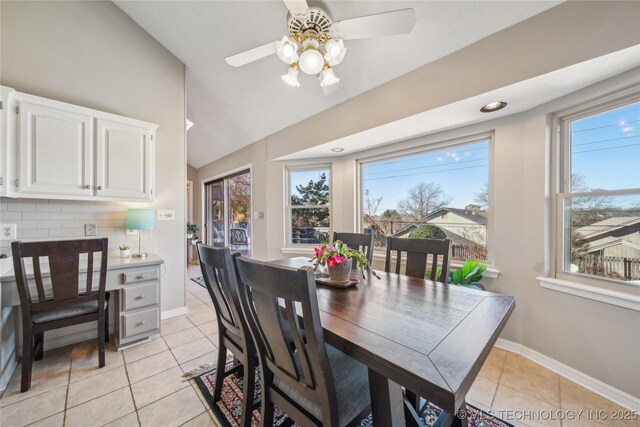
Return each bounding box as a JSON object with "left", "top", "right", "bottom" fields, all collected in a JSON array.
[{"left": 0, "top": 254, "right": 164, "bottom": 282}]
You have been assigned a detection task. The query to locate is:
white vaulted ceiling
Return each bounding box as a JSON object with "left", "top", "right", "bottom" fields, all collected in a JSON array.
[{"left": 115, "top": 1, "right": 560, "bottom": 168}]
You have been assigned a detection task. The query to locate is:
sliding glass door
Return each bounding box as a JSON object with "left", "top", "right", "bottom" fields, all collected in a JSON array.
[{"left": 204, "top": 170, "right": 251, "bottom": 256}]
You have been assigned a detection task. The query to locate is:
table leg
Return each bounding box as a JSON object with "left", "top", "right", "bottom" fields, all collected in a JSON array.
[
  {"left": 368, "top": 368, "right": 404, "bottom": 427},
  {"left": 451, "top": 402, "right": 469, "bottom": 427}
]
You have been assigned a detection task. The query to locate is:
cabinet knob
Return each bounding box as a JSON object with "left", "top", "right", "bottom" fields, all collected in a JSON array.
[
  {"left": 135, "top": 294, "right": 145, "bottom": 300},
  {"left": 96, "top": 186, "right": 103, "bottom": 190},
  {"left": 136, "top": 320, "right": 146, "bottom": 327},
  {"left": 136, "top": 275, "right": 145, "bottom": 280},
  {"left": 82, "top": 185, "right": 90, "bottom": 189}
]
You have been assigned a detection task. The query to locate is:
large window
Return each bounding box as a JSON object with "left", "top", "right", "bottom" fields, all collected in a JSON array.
[
  {"left": 360, "top": 138, "right": 490, "bottom": 261},
  {"left": 557, "top": 94, "right": 640, "bottom": 284},
  {"left": 287, "top": 167, "right": 331, "bottom": 245}
]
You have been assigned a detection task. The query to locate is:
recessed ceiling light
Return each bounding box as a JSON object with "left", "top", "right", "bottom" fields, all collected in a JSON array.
[
  {"left": 480, "top": 101, "right": 507, "bottom": 113},
  {"left": 331, "top": 147, "right": 344, "bottom": 152}
]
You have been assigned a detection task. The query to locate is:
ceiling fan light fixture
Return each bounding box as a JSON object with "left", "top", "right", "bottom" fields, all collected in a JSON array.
[
  {"left": 320, "top": 67, "right": 340, "bottom": 87},
  {"left": 324, "top": 39, "right": 347, "bottom": 66},
  {"left": 281, "top": 65, "right": 300, "bottom": 87},
  {"left": 276, "top": 36, "right": 299, "bottom": 64},
  {"left": 298, "top": 48, "right": 325, "bottom": 75}
]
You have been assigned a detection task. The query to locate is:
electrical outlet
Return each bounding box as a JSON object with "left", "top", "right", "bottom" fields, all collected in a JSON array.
[
  {"left": 157, "top": 210, "right": 175, "bottom": 221},
  {"left": 0, "top": 224, "right": 17, "bottom": 241},
  {"left": 85, "top": 223, "right": 97, "bottom": 236}
]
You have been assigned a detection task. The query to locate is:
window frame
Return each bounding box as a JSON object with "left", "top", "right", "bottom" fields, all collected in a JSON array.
[
  {"left": 551, "top": 86, "right": 640, "bottom": 286},
  {"left": 285, "top": 164, "right": 333, "bottom": 247},
  {"left": 356, "top": 132, "right": 495, "bottom": 265}
]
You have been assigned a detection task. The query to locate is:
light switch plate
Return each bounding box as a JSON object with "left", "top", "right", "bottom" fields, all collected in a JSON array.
[
  {"left": 0, "top": 224, "right": 17, "bottom": 240},
  {"left": 157, "top": 210, "right": 175, "bottom": 221},
  {"left": 85, "top": 223, "right": 97, "bottom": 236}
]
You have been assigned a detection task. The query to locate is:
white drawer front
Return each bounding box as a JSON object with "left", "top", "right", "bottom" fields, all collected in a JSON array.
[
  {"left": 122, "top": 282, "right": 159, "bottom": 311},
  {"left": 123, "top": 307, "right": 160, "bottom": 338},
  {"left": 122, "top": 268, "right": 159, "bottom": 284}
]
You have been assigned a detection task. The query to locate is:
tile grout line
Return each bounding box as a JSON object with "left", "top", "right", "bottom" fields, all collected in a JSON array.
[
  {"left": 122, "top": 347, "right": 143, "bottom": 427},
  {"left": 63, "top": 354, "right": 73, "bottom": 427}
]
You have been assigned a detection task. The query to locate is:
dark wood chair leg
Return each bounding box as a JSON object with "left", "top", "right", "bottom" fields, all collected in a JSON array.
[
  {"left": 261, "top": 396, "right": 274, "bottom": 427},
  {"left": 239, "top": 357, "right": 256, "bottom": 427},
  {"left": 98, "top": 312, "right": 105, "bottom": 368},
  {"left": 213, "top": 344, "right": 227, "bottom": 403},
  {"left": 34, "top": 332, "right": 44, "bottom": 361},
  {"left": 21, "top": 327, "right": 33, "bottom": 392},
  {"left": 105, "top": 293, "right": 110, "bottom": 343}
]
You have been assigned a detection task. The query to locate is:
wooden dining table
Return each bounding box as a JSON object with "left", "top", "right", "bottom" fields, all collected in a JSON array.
[{"left": 270, "top": 257, "right": 515, "bottom": 427}]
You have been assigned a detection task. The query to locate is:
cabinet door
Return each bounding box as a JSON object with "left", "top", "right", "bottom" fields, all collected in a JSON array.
[
  {"left": 0, "top": 87, "right": 14, "bottom": 197},
  {"left": 18, "top": 101, "right": 93, "bottom": 196},
  {"left": 96, "top": 119, "right": 153, "bottom": 200}
]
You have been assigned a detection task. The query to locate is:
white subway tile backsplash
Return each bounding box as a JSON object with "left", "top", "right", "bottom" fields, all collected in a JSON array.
[
  {"left": 49, "top": 212, "right": 74, "bottom": 220},
  {"left": 36, "top": 203, "right": 62, "bottom": 212},
  {"left": 49, "top": 229, "right": 75, "bottom": 237},
  {"left": 19, "top": 229, "right": 49, "bottom": 239},
  {"left": 16, "top": 220, "right": 36, "bottom": 229},
  {"left": 73, "top": 212, "right": 96, "bottom": 220},
  {"left": 8, "top": 202, "right": 35, "bottom": 212},
  {"left": 37, "top": 220, "right": 61, "bottom": 229},
  {"left": 1, "top": 212, "right": 23, "bottom": 221},
  {"left": 23, "top": 212, "right": 51, "bottom": 220}
]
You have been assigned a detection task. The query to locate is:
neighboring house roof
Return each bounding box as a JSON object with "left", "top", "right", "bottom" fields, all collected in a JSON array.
[
  {"left": 577, "top": 216, "right": 640, "bottom": 240},
  {"left": 392, "top": 224, "right": 475, "bottom": 246},
  {"left": 423, "top": 207, "right": 488, "bottom": 225},
  {"left": 585, "top": 236, "right": 640, "bottom": 253}
]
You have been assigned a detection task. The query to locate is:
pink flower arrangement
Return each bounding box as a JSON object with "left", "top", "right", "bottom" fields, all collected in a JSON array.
[{"left": 311, "top": 240, "right": 381, "bottom": 280}]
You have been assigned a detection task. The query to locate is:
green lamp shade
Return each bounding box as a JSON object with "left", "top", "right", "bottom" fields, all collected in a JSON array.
[{"left": 126, "top": 209, "right": 155, "bottom": 230}]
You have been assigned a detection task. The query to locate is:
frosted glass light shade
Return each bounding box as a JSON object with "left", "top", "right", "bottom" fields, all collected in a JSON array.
[
  {"left": 276, "top": 36, "right": 299, "bottom": 65},
  {"left": 320, "top": 67, "right": 340, "bottom": 87},
  {"left": 126, "top": 209, "right": 155, "bottom": 230},
  {"left": 299, "top": 49, "right": 324, "bottom": 75},
  {"left": 324, "top": 39, "right": 347, "bottom": 67},
  {"left": 281, "top": 66, "right": 300, "bottom": 87}
]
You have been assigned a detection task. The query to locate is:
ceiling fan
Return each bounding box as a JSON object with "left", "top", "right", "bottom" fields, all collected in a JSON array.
[{"left": 224, "top": 0, "right": 416, "bottom": 95}]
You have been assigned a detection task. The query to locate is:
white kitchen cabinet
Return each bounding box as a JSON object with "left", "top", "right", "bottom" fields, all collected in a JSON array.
[
  {"left": 5, "top": 91, "right": 157, "bottom": 202},
  {"left": 17, "top": 101, "right": 94, "bottom": 197},
  {"left": 0, "top": 86, "right": 15, "bottom": 197},
  {"left": 96, "top": 119, "right": 154, "bottom": 200}
]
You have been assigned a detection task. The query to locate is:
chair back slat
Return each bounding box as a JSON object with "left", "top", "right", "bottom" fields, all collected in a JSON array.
[
  {"left": 11, "top": 239, "right": 109, "bottom": 311},
  {"left": 196, "top": 244, "right": 246, "bottom": 345},
  {"left": 385, "top": 237, "right": 451, "bottom": 282},
  {"left": 333, "top": 232, "right": 374, "bottom": 263},
  {"left": 235, "top": 257, "right": 337, "bottom": 423},
  {"left": 31, "top": 257, "right": 47, "bottom": 303},
  {"left": 86, "top": 251, "right": 94, "bottom": 294}
]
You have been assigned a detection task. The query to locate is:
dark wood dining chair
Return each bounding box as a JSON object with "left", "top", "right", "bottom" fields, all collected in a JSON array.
[
  {"left": 234, "top": 256, "right": 371, "bottom": 427},
  {"left": 196, "top": 243, "right": 258, "bottom": 427},
  {"left": 11, "top": 238, "right": 109, "bottom": 392},
  {"left": 384, "top": 236, "right": 452, "bottom": 282},
  {"left": 333, "top": 231, "right": 374, "bottom": 264}
]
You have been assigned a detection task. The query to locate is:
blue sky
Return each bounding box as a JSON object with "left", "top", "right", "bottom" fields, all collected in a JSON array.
[
  {"left": 571, "top": 102, "right": 640, "bottom": 192},
  {"left": 362, "top": 140, "right": 489, "bottom": 213}
]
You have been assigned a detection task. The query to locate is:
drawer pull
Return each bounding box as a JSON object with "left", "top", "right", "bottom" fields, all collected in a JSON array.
[
  {"left": 136, "top": 320, "right": 146, "bottom": 327},
  {"left": 136, "top": 275, "right": 146, "bottom": 280},
  {"left": 135, "top": 294, "right": 145, "bottom": 300}
]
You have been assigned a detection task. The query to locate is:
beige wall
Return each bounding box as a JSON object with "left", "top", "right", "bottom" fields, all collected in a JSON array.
[
  {"left": 1, "top": 1, "right": 187, "bottom": 313},
  {"left": 193, "top": 67, "right": 640, "bottom": 399}
]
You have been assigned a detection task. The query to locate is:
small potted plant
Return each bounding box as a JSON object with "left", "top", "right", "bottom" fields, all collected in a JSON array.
[
  {"left": 311, "top": 241, "right": 380, "bottom": 283},
  {"left": 119, "top": 245, "right": 130, "bottom": 258},
  {"left": 187, "top": 222, "right": 199, "bottom": 239}
]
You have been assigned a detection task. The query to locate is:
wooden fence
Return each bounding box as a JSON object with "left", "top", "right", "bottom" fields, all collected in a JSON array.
[{"left": 574, "top": 255, "right": 640, "bottom": 281}]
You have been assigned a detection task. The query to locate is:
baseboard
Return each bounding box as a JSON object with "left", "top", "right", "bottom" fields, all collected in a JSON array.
[
  {"left": 161, "top": 306, "right": 188, "bottom": 320},
  {"left": 495, "top": 338, "right": 640, "bottom": 412},
  {"left": 0, "top": 348, "right": 17, "bottom": 392}
]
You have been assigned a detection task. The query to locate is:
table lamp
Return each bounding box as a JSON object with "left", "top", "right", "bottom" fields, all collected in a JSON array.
[{"left": 126, "top": 209, "right": 155, "bottom": 258}]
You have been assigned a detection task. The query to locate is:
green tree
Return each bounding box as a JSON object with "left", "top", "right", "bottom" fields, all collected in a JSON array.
[
  {"left": 408, "top": 225, "right": 446, "bottom": 239},
  {"left": 291, "top": 173, "right": 330, "bottom": 228}
]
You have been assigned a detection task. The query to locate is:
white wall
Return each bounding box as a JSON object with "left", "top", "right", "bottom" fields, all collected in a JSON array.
[
  {"left": 194, "top": 68, "right": 640, "bottom": 400},
  {"left": 0, "top": 1, "right": 187, "bottom": 315}
]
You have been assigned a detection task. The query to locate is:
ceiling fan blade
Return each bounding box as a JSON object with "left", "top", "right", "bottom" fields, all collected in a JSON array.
[
  {"left": 333, "top": 8, "right": 416, "bottom": 40},
  {"left": 225, "top": 42, "right": 278, "bottom": 67},
  {"left": 283, "top": 0, "right": 309, "bottom": 18}
]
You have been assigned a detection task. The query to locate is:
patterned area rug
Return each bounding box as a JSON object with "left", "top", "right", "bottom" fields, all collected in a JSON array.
[
  {"left": 193, "top": 362, "right": 512, "bottom": 427},
  {"left": 190, "top": 276, "right": 207, "bottom": 288}
]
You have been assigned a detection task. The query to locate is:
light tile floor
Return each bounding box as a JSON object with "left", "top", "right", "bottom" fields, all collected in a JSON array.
[{"left": 1, "top": 267, "right": 636, "bottom": 427}]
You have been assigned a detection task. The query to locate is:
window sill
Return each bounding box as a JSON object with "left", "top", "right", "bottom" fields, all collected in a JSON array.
[
  {"left": 537, "top": 276, "right": 640, "bottom": 311},
  {"left": 280, "top": 248, "right": 500, "bottom": 278}
]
